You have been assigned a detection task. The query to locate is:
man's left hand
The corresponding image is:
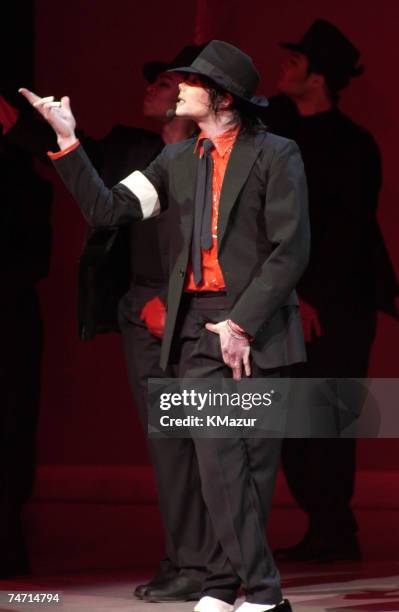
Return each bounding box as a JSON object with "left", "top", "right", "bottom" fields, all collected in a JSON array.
[{"left": 205, "top": 320, "right": 251, "bottom": 380}]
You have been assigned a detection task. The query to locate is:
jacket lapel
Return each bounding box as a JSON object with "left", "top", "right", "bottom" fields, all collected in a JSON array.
[{"left": 217, "top": 131, "right": 265, "bottom": 250}]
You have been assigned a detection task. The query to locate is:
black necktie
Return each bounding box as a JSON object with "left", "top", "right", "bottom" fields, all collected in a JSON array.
[{"left": 192, "top": 138, "right": 214, "bottom": 286}]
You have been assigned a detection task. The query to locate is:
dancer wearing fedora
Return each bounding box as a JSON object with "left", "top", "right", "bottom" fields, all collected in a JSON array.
[
  {"left": 21, "top": 41, "right": 310, "bottom": 611},
  {"left": 262, "top": 20, "right": 398, "bottom": 563}
]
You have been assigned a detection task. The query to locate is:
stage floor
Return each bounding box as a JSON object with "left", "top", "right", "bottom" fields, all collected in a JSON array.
[{"left": 1, "top": 561, "right": 399, "bottom": 612}]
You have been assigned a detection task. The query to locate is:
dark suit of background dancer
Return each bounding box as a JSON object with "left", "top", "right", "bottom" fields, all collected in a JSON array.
[
  {"left": 0, "top": 133, "right": 52, "bottom": 578},
  {"left": 2, "top": 45, "right": 211, "bottom": 600},
  {"left": 263, "top": 19, "right": 398, "bottom": 562}
]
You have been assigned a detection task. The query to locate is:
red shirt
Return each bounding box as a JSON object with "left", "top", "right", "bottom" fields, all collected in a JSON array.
[
  {"left": 49, "top": 130, "right": 240, "bottom": 293},
  {"left": 185, "top": 125, "right": 240, "bottom": 292}
]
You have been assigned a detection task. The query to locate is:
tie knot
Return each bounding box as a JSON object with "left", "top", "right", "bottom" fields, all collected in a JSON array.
[{"left": 201, "top": 138, "right": 214, "bottom": 155}]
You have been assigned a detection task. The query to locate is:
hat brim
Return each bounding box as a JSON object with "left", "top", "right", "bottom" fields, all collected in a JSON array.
[
  {"left": 279, "top": 43, "right": 365, "bottom": 79},
  {"left": 167, "top": 65, "right": 269, "bottom": 110}
]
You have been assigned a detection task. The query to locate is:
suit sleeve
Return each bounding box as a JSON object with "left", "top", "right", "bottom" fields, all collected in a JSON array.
[
  {"left": 229, "top": 140, "right": 310, "bottom": 338},
  {"left": 51, "top": 143, "right": 168, "bottom": 227}
]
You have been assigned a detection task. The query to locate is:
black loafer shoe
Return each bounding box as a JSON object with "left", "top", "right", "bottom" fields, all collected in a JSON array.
[
  {"left": 133, "top": 558, "right": 179, "bottom": 599},
  {"left": 143, "top": 575, "right": 202, "bottom": 602}
]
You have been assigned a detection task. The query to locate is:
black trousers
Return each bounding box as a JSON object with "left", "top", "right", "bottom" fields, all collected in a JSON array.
[
  {"left": 169, "top": 292, "right": 285, "bottom": 605},
  {"left": 119, "top": 285, "right": 211, "bottom": 581},
  {"left": 282, "top": 306, "right": 377, "bottom": 540}
]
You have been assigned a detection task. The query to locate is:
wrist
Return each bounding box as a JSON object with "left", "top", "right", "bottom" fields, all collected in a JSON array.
[
  {"left": 227, "top": 319, "right": 251, "bottom": 342},
  {"left": 57, "top": 134, "right": 78, "bottom": 150},
  {"left": 48, "top": 139, "right": 80, "bottom": 160}
]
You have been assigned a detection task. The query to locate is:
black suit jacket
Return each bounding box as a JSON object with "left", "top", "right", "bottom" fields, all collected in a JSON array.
[
  {"left": 77, "top": 126, "right": 164, "bottom": 339},
  {"left": 263, "top": 96, "right": 398, "bottom": 317},
  {"left": 52, "top": 128, "right": 310, "bottom": 370},
  {"left": 6, "top": 115, "right": 165, "bottom": 338}
]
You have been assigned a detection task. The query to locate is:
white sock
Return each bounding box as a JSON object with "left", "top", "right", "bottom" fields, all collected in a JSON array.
[
  {"left": 194, "top": 596, "right": 235, "bottom": 612},
  {"left": 235, "top": 601, "right": 284, "bottom": 612}
]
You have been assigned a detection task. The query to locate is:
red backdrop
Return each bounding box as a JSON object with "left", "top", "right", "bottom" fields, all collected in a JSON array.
[{"left": 33, "top": 0, "right": 399, "bottom": 466}]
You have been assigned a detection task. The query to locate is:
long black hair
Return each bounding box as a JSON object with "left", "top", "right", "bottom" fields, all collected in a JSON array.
[{"left": 203, "top": 76, "right": 266, "bottom": 134}]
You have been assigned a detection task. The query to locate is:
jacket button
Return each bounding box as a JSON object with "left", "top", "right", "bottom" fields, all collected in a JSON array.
[{"left": 178, "top": 269, "right": 185, "bottom": 278}]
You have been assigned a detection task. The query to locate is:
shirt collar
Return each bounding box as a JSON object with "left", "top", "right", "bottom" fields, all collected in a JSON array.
[{"left": 195, "top": 124, "right": 240, "bottom": 157}]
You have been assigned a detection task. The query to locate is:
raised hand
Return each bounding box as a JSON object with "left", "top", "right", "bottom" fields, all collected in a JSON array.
[{"left": 18, "top": 88, "right": 77, "bottom": 148}]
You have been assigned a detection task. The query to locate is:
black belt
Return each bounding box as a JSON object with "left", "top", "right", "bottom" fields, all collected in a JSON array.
[{"left": 184, "top": 290, "right": 227, "bottom": 298}]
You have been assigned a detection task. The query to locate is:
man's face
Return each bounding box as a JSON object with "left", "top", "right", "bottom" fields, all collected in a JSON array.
[
  {"left": 276, "top": 52, "right": 314, "bottom": 99},
  {"left": 143, "top": 72, "right": 182, "bottom": 121},
  {"left": 175, "top": 74, "right": 211, "bottom": 121}
]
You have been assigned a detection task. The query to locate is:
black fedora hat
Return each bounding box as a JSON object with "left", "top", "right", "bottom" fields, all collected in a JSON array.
[
  {"left": 168, "top": 40, "right": 268, "bottom": 111},
  {"left": 280, "top": 19, "right": 364, "bottom": 91},
  {"left": 142, "top": 44, "right": 207, "bottom": 83}
]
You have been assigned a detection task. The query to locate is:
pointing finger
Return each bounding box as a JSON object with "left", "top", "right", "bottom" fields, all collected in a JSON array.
[{"left": 18, "top": 87, "right": 41, "bottom": 105}]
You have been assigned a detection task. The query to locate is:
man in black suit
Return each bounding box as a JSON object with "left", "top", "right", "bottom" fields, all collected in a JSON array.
[
  {"left": 22, "top": 40, "right": 310, "bottom": 612},
  {"left": 9, "top": 46, "right": 214, "bottom": 601},
  {"left": 263, "top": 20, "right": 398, "bottom": 562}
]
